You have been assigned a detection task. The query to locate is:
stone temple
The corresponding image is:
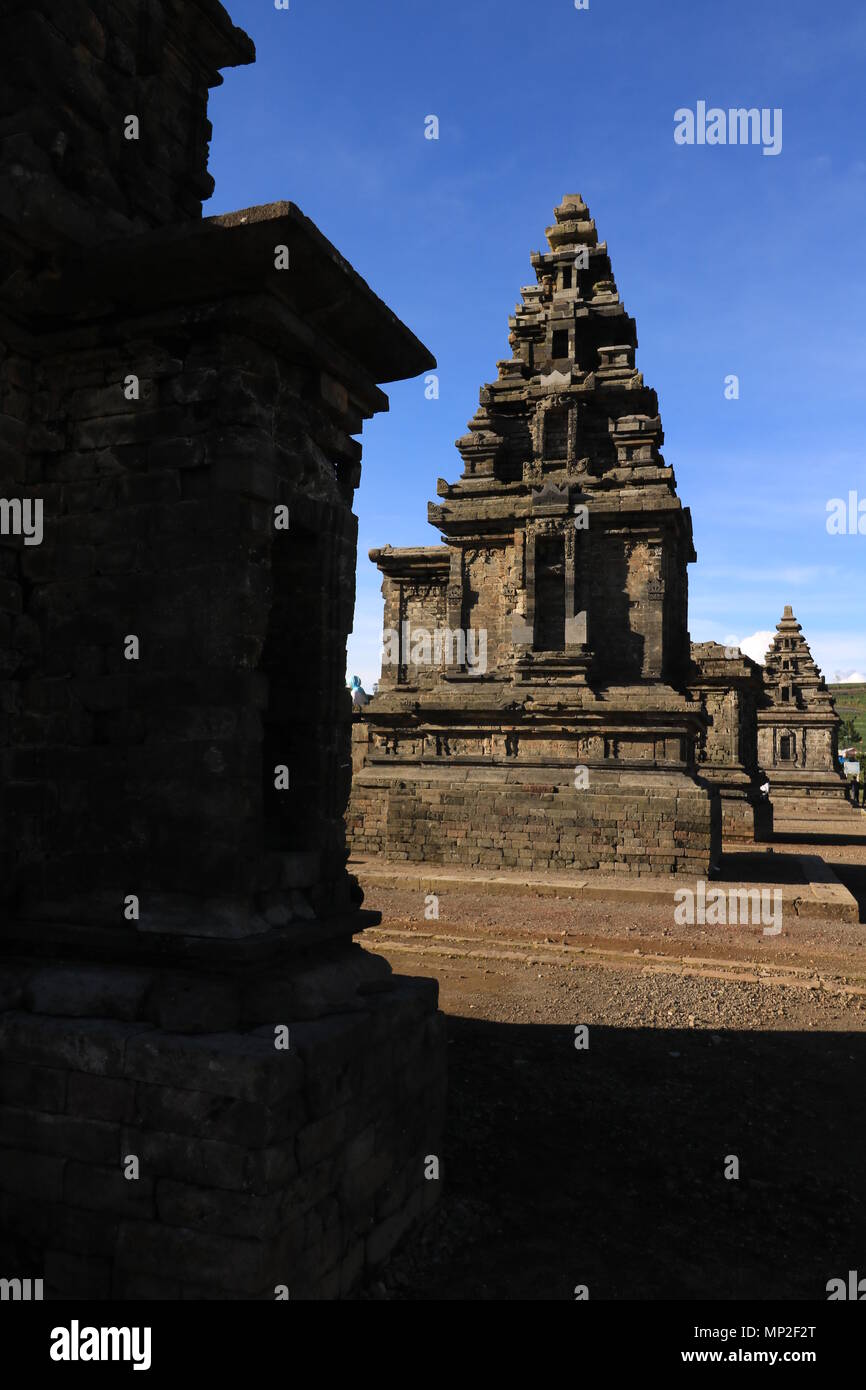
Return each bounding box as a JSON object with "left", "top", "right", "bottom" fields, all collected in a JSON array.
[
  {"left": 757, "top": 606, "right": 848, "bottom": 807},
  {"left": 0, "top": 0, "right": 445, "bottom": 1298},
  {"left": 688, "top": 642, "right": 772, "bottom": 842},
  {"left": 349, "top": 196, "right": 722, "bottom": 876}
]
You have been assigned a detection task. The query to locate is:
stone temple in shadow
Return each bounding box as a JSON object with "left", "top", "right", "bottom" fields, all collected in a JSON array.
[
  {"left": 348, "top": 195, "right": 767, "bottom": 874},
  {"left": 0, "top": 0, "right": 445, "bottom": 1299}
]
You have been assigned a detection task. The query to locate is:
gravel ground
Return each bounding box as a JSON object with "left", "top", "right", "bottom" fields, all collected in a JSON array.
[{"left": 357, "top": 815, "right": 866, "bottom": 1300}]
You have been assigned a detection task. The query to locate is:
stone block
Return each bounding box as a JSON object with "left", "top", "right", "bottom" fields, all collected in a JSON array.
[
  {"left": 119, "top": 1126, "right": 248, "bottom": 1192},
  {"left": 144, "top": 975, "right": 240, "bottom": 1034},
  {"left": 26, "top": 966, "right": 151, "bottom": 1021},
  {"left": 0, "top": 1106, "right": 118, "bottom": 1164},
  {"left": 133, "top": 1081, "right": 282, "bottom": 1148},
  {"left": 155, "top": 1179, "right": 302, "bottom": 1244},
  {"left": 0, "top": 1060, "right": 67, "bottom": 1112},
  {"left": 64, "top": 1161, "right": 156, "bottom": 1218},
  {"left": 45, "top": 1251, "right": 112, "bottom": 1300},
  {"left": 296, "top": 1109, "right": 347, "bottom": 1169},
  {"left": 115, "top": 1220, "right": 275, "bottom": 1295},
  {"left": 0, "top": 1149, "right": 65, "bottom": 1202},
  {"left": 123, "top": 1031, "right": 304, "bottom": 1104},
  {"left": 0, "top": 1014, "right": 152, "bottom": 1078}
]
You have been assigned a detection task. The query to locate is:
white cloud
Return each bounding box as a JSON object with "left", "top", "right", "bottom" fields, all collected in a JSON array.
[{"left": 724, "top": 630, "right": 775, "bottom": 665}]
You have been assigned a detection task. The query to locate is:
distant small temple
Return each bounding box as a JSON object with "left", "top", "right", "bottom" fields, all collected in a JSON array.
[
  {"left": 757, "top": 607, "right": 848, "bottom": 806},
  {"left": 688, "top": 642, "right": 771, "bottom": 842}
]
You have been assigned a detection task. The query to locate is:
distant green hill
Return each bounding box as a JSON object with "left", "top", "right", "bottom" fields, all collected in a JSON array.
[{"left": 829, "top": 683, "right": 866, "bottom": 747}]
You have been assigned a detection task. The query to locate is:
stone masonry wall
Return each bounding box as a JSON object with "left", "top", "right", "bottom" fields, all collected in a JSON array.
[
  {"left": 0, "top": 0, "right": 254, "bottom": 247},
  {"left": 0, "top": 957, "right": 444, "bottom": 1299},
  {"left": 3, "top": 313, "right": 369, "bottom": 931},
  {"left": 715, "top": 794, "right": 772, "bottom": 843},
  {"left": 1, "top": 0, "right": 446, "bottom": 1301},
  {"left": 0, "top": 272, "right": 446, "bottom": 1294},
  {"left": 464, "top": 547, "right": 510, "bottom": 672},
  {"left": 349, "top": 768, "right": 718, "bottom": 877}
]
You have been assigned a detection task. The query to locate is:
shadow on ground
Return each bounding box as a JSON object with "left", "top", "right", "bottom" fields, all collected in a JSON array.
[
  {"left": 718, "top": 852, "right": 808, "bottom": 884},
  {"left": 776, "top": 833, "right": 866, "bottom": 848},
  {"left": 770, "top": 823, "right": 866, "bottom": 920},
  {"left": 378, "top": 1016, "right": 865, "bottom": 1300},
  {"left": 829, "top": 864, "right": 866, "bottom": 920}
]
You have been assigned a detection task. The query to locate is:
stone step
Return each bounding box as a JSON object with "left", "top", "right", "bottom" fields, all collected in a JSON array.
[{"left": 350, "top": 854, "right": 859, "bottom": 923}]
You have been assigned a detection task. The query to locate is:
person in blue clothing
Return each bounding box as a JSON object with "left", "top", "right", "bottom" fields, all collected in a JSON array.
[{"left": 348, "top": 674, "right": 370, "bottom": 708}]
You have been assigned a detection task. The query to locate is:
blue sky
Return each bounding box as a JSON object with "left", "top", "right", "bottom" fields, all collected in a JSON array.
[{"left": 208, "top": 0, "right": 866, "bottom": 688}]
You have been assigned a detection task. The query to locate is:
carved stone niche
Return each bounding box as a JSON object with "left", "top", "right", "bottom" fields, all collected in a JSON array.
[
  {"left": 405, "top": 582, "right": 439, "bottom": 601},
  {"left": 577, "top": 735, "right": 604, "bottom": 761},
  {"left": 534, "top": 396, "right": 578, "bottom": 467},
  {"left": 435, "top": 734, "right": 466, "bottom": 757},
  {"left": 530, "top": 479, "right": 571, "bottom": 517}
]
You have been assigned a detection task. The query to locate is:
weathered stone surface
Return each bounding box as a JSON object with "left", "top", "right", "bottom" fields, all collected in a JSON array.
[
  {"left": 133, "top": 1081, "right": 280, "bottom": 1148},
  {"left": 66, "top": 1073, "right": 136, "bottom": 1124},
  {"left": 757, "top": 607, "right": 849, "bottom": 805},
  {"left": 349, "top": 195, "right": 719, "bottom": 875},
  {"left": 0, "top": 1105, "right": 119, "bottom": 1164},
  {"left": 0, "top": 0, "right": 445, "bottom": 1301},
  {"left": 122, "top": 1031, "right": 304, "bottom": 1104},
  {"left": 0, "top": 0, "right": 254, "bottom": 251},
  {"left": 0, "top": 1060, "right": 68, "bottom": 1112},
  {"left": 26, "top": 966, "right": 152, "bottom": 1020},
  {"left": 0, "top": 1149, "right": 65, "bottom": 1202},
  {"left": 688, "top": 641, "right": 773, "bottom": 843},
  {"left": 144, "top": 975, "right": 241, "bottom": 1035},
  {"left": 0, "top": 1014, "right": 152, "bottom": 1077},
  {"left": 64, "top": 1162, "right": 156, "bottom": 1219},
  {"left": 45, "top": 1250, "right": 112, "bottom": 1300}
]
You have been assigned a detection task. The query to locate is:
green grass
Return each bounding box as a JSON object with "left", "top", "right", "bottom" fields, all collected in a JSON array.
[{"left": 829, "top": 683, "right": 866, "bottom": 747}]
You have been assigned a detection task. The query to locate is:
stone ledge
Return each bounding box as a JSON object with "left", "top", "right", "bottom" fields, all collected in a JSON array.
[{"left": 350, "top": 854, "right": 859, "bottom": 922}]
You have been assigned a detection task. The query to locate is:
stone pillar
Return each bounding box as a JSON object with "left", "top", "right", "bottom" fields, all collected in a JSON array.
[
  {"left": 511, "top": 529, "right": 534, "bottom": 646},
  {"left": 0, "top": 0, "right": 446, "bottom": 1300},
  {"left": 445, "top": 549, "right": 465, "bottom": 673}
]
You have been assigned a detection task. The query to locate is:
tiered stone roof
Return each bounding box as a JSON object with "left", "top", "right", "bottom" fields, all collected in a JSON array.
[
  {"left": 431, "top": 193, "right": 693, "bottom": 554},
  {"left": 351, "top": 196, "right": 720, "bottom": 874},
  {"left": 762, "top": 607, "right": 837, "bottom": 713}
]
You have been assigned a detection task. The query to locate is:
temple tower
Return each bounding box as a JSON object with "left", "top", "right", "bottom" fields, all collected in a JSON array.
[
  {"left": 757, "top": 607, "right": 848, "bottom": 806},
  {"left": 688, "top": 642, "right": 772, "bottom": 842},
  {"left": 349, "top": 196, "right": 720, "bottom": 876},
  {"left": 0, "top": 0, "right": 445, "bottom": 1299}
]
